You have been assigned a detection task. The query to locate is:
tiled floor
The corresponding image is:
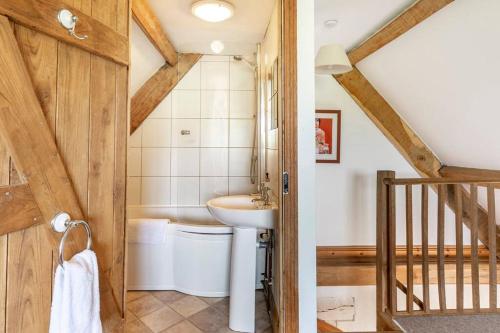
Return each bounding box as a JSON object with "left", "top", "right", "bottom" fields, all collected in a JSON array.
[{"left": 125, "top": 290, "right": 272, "bottom": 333}]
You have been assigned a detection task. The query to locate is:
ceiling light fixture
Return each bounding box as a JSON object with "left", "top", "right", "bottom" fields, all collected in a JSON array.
[
  {"left": 210, "top": 40, "right": 225, "bottom": 54},
  {"left": 191, "top": 0, "right": 235, "bottom": 23}
]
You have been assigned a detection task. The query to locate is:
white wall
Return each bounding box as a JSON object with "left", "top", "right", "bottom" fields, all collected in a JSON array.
[
  {"left": 315, "top": 75, "right": 471, "bottom": 246},
  {"left": 297, "top": 0, "right": 318, "bottom": 331},
  {"left": 128, "top": 25, "right": 257, "bottom": 222}
]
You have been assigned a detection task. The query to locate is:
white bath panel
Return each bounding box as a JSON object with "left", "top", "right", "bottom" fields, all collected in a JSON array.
[{"left": 317, "top": 296, "right": 355, "bottom": 323}]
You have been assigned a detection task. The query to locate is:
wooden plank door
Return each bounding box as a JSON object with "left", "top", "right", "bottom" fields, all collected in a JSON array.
[{"left": 0, "top": 1, "right": 129, "bottom": 332}]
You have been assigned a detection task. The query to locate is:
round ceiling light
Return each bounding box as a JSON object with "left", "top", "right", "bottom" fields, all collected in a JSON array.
[
  {"left": 210, "top": 40, "right": 225, "bottom": 54},
  {"left": 191, "top": 0, "right": 235, "bottom": 23}
]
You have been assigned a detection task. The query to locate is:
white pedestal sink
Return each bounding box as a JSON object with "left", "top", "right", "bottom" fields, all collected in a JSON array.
[{"left": 207, "top": 195, "right": 277, "bottom": 333}]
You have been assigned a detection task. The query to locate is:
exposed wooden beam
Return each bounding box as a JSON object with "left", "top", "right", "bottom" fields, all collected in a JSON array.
[
  {"left": 0, "top": 0, "right": 128, "bottom": 66},
  {"left": 130, "top": 53, "right": 201, "bottom": 133},
  {"left": 0, "top": 184, "right": 42, "bottom": 235},
  {"left": 347, "top": 0, "right": 454, "bottom": 64},
  {"left": 335, "top": 67, "right": 499, "bottom": 255},
  {"left": 132, "top": 0, "right": 177, "bottom": 66}
]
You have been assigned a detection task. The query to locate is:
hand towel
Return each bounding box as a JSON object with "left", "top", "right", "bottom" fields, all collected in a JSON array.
[
  {"left": 49, "top": 249, "right": 102, "bottom": 333},
  {"left": 128, "top": 218, "right": 169, "bottom": 244}
]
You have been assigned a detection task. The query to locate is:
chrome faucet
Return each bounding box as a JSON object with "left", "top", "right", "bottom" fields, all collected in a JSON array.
[{"left": 252, "top": 182, "right": 272, "bottom": 206}]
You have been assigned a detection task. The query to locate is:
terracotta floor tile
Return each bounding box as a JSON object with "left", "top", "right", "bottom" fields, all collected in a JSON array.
[
  {"left": 124, "top": 319, "right": 153, "bottom": 333},
  {"left": 127, "top": 291, "right": 150, "bottom": 302},
  {"left": 169, "top": 295, "right": 209, "bottom": 318},
  {"left": 189, "top": 307, "right": 229, "bottom": 333},
  {"left": 128, "top": 294, "right": 164, "bottom": 317},
  {"left": 151, "top": 290, "right": 186, "bottom": 305},
  {"left": 212, "top": 298, "right": 230, "bottom": 315},
  {"left": 199, "top": 296, "right": 226, "bottom": 305},
  {"left": 161, "top": 320, "right": 204, "bottom": 333},
  {"left": 141, "top": 306, "right": 184, "bottom": 333}
]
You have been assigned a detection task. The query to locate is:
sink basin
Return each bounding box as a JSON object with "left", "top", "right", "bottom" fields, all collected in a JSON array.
[
  {"left": 206, "top": 195, "right": 278, "bottom": 332},
  {"left": 207, "top": 195, "right": 277, "bottom": 229}
]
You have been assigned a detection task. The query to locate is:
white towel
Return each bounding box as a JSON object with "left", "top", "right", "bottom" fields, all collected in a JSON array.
[
  {"left": 49, "top": 249, "right": 102, "bottom": 333},
  {"left": 128, "top": 218, "right": 169, "bottom": 244}
]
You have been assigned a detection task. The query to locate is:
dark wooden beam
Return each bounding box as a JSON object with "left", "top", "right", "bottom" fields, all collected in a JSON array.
[
  {"left": 0, "top": 184, "right": 42, "bottom": 235},
  {"left": 0, "top": 0, "right": 128, "bottom": 66},
  {"left": 130, "top": 53, "right": 201, "bottom": 133},
  {"left": 132, "top": 0, "right": 178, "bottom": 66},
  {"left": 348, "top": 0, "right": 453, "bottom": 64}
]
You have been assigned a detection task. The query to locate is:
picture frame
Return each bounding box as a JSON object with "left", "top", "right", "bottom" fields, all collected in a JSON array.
[{"left": 315, "top": 110, "right": 341, "bottom": 163}]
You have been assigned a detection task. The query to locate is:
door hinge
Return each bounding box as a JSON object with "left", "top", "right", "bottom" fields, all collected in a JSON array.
[{"left": 283, "top": 171, "right": 289, "bottom": 195}]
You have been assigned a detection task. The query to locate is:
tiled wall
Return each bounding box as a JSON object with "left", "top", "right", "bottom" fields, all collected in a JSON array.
[{"left": 127, "top": 55, "right": 257, "bottom": 210}]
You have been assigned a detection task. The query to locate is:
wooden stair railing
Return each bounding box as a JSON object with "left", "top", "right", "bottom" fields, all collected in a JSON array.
[
  {"left": 377, "top": 170, "right": 500, "bottom": 328},
  {"left": 317, "top": 319, "right": 342, "bottom": 332}
]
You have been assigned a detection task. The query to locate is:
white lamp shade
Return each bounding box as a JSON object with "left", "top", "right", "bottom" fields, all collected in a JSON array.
[{"left": 315, "top": 44, "right": 352, "bottom": 75}]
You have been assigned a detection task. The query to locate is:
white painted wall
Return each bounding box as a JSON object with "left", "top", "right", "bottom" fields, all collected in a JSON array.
[
  {"left": 315, "top": 75, "right": 471, "bottom": 246},
  {"left": 297, "top": 0, "right": 318, "bottom": 331}
]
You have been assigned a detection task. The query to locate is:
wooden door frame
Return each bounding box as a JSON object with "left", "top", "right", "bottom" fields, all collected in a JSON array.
[{"left": 281, "top": 0, "right": 299, "bottom": 332}]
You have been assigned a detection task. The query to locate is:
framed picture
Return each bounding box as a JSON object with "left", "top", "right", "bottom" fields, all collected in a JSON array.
[{"left": 316, "top": 110, "right": 341, "bottom": 163}]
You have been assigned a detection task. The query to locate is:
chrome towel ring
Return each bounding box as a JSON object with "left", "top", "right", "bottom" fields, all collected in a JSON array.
[{"left": 51, "top": 212, "right": 93, "bottom": 267}]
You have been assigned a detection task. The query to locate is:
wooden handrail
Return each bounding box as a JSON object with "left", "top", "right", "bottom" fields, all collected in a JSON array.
[
  {"left": 385, "top": 177, "right": 500, "bottom": 185},
  {"left": 396, "top": 280, "right": 424, "bottom": 311}
]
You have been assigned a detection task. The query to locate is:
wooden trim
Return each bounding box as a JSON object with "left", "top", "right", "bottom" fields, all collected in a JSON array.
[
  {"left": 0, "top": 184, "right": 42, "bottom": 235},
  {"left": 347, "top": 0, "right": 453, "bottom": 64},
  {"left": 282, "top": 0, "right": 298, "bottom": 331},
  {"left": 440, "top": 165, "right": 500, "bottom": 188},
  {"left": 130, "top": 53, "right": 201, "bottom": 133},
  {"left": 132, "top": 0, "right": 177, "bottom": 66},
  {"left": 0, "top": 0, "right": 129, "bottom": 66}
]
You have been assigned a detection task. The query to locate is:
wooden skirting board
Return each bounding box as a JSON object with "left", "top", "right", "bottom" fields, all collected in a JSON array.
[{"left": 317, "top": 246, "right": 498, "bottom": 286}]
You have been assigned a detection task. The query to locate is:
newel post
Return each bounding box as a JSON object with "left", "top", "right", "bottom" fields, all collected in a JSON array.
[{"left": 376, "top": 170, "right": 395, "bottom": 330}]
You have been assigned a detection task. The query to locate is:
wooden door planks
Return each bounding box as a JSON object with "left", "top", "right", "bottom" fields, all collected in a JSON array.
[
  {"left": 0, "top": 0, "right": 128, "bottom": 66},
  {"left": 0, "top": 184, "right": 42, "bottom": 235}
]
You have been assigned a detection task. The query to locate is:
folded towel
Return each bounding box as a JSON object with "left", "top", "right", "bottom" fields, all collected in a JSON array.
[
  {"left": 49, "top": 249, "right": 102, "bottom": 333},
  {"left": 128, "top": 219, "right": 169, "bottom": 244}
]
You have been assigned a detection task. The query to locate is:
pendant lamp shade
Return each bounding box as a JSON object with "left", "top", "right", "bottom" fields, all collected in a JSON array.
[{"left": 315, "top": 44, "right": 352, "bottom": 75}]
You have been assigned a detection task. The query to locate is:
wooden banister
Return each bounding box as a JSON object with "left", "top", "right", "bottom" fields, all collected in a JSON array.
[{"left": 377, "top": 170, "right": 500, "bottom": 325}]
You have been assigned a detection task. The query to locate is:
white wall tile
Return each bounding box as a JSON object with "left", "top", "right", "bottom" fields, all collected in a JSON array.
[
  {"left": 229, "top": 148, "right": 253, "bottom": 176},
  {"left": 200, "top": 177, "right": 228, "bottom": 204},
  {"left": 141, "top": 177, "right": 171, "bottom": 205},
  {"left": 129, "top": 126, "right": 142, "bottom": 148},
  {"left": 171, "top": 148, "right": 200, "bottom": 176},
  {"left": 127, "top": 177, "right": 141, "bottom": 205},
  {"left": 172, "top": 119, "right": 200, "bottom": 147},
  {"left": 172, "top": 90, "right": 201, "bottom": 118},
  {"left": 230, "top": 119, "right": 255, "bottom": 147},
  {"left": 229, "top": 177, "right": 257, "bottom": 195},
  {"left": 149, "top": 93, "right": 172, "bottom": 118},
  {"left": 201, "top": 55, "right": 230, "bottom": 62},
  {"left": 127, "top": 148, "right": 142, "bottom": 176},
  {"left": 230, "top": 91, "right": 256, "bottom": 118},
  {"left": 201, "top": 119, "right": 229, "bottom": 147},
  {"left": 176, "top": 62, "right": 200, "bottom": 90},
  {"left": 200, "top": 148, "right": 228, "bottom": 176},
  {"left": 142, "top": 148, "right": 170, "bottom": 176},
  {"left": 201, "top": 62, "right": 229, "bottom": 90},
  {"left": 201, "top": 90, "right": 229, "bottom": 118},
  {"left": 230, "top": 60, "right": 255, "bottom": 90},
  {"left": 142, "top": 119, "right": 171, "bottom": 147},
  {"left": 171, "top": 177, "right": 200, "bottom": 206}
]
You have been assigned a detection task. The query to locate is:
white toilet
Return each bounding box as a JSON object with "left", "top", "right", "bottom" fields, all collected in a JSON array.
[{"left": 127, "top": 218, "right": 233, "bottom": 296}]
